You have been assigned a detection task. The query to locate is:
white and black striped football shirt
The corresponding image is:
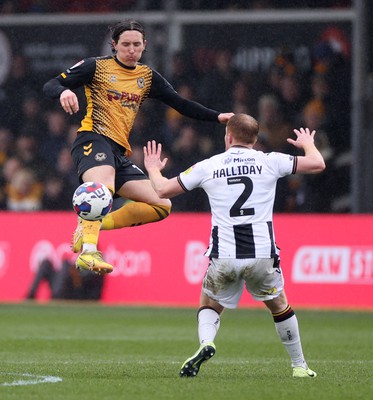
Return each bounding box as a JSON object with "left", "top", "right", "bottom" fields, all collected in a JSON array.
[{"left": 177, "top": 146, "right": 297, "bottom": 259}]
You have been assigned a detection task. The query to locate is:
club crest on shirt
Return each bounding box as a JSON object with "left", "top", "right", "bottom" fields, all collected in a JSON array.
[
  {"left": 222, "top": 156, "right": 232, "bottom": 165},
  {"left": 110, "top": 75, "right": 117, "bottom": 83},
  {"left": 95, "top": 153, "right": 107, "bottom": 162},
  {"left": 137, "top": 77, "right": 145, "bottom": 88}
]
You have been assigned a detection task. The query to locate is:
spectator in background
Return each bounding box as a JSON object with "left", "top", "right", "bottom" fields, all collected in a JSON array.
[
  {"left": 257, "top": 94, "right": 293, "bottom": 152},
  {"left": 160, "top": 83, "right": 197, "bottom": 151},
  {"left": 309, "top": 73, "right": 330, "bottom": 104},
  {"left": 5, "top": 167, "right": 43, "bottom": 211},
  {"left": 47, "top": 0, "right": 136, "bottom": 13},
  {"left": 262, "top": 65, "right": 283, "bottom": 99},
  {"left": 167, "top": 52, "right": 198, "bottom": 91},
  {"left": 1, "top": 55, "right": 38, "bottom": 132},
  {"left": 26, "top": 258, "right": 104, "bottom": 301},
  {"left": 168, "top": 123, "right": 210, "bottom": 211},
  {"left": 0, "top": 0, "right": 18, "bottom": 13},
  {"left": 0, "top": 126, "right": 13, "bottom": 166},
  {"left": 312, "top": 28, "right": 351, "bottom": 154},
  {"left": 39, "top": 109, "right": 68, "bottom": 167},
  {"left": 298, "top": 99, "right": 340, "bottom": 212},
  {"left": 40, "top": 144, "right": 79, "bottom": 210},
  {"left": 1, "top": 156, "right": 23, "bottom": 184},
  {"left": 19, "top": 94, "right": 46, "bottom": 143},
  {"left": 54, "top": 146, "right": 80, "bottom": 195},
  {"left": 0, "top": 156, "right": 23, "bottom": 209},
  {"left": 14, "top": 134, "right": 49, "bottom": 181},
  {"left": 301, "top": 99, "right": 332, "bottom": 154},
  {"left": 195, "top": 49, "right": 239, "bottom": 151},
  {"left": 231, "top": 78, "right": 253, "bottom": 115},
  {"left": 257, "top": 94, "right": 302, "bottom": 212},
  {"left": 0, "top": 127, "right": 13, "bottom": 207},
  {"left": 277, "top": 72, "right": 306, "bottom": 126},
  {"left": 66, "top": 123, "right": 81, "bottom": 146},
  {"left": 171, "top": 124, "right": 206, "bottom": 168},
  {"left": 198, "top": 49, "right": 239, "bottom": 112},
  {"left": 41, "top": 174, "right": 72, "bottom": 210}
]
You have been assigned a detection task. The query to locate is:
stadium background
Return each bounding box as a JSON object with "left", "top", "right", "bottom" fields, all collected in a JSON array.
[{"left": 0, "top": 0, "right": 372, "bottom": 307}]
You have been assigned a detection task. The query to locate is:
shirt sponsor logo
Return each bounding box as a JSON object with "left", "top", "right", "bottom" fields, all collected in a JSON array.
[
  {"left": 107, "top": 89, "right": 140, "bottom": 111},
  {"left": 233, "top": 157, "right": 256, "bottom": 163},
  {"left": 292, "top": 246, "right": 373, "bottom": 284},
  {"left": 107, "top": 89, "right": 140, "bottom": 103}
]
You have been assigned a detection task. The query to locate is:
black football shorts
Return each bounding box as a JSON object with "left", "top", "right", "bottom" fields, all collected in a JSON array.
[{"left": 71, "top": 131, "right": 147, "bottom": 193}]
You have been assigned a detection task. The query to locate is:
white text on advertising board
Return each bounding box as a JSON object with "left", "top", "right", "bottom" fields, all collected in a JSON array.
[{"left": 292, "top": 246, "right": 373, "bottom": 284}]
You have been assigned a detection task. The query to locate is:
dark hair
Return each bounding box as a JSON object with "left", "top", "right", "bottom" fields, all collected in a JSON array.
[
  {"left": 109, "top": 19, "right": 146, "bottom": 44},
  {"left": 227, "top": 113, "right": 259, "bottom": 144}
]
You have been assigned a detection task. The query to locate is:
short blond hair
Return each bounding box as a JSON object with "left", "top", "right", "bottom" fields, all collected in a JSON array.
[{"left": 226, "top": 113, "right": 259, "bottom": 144}]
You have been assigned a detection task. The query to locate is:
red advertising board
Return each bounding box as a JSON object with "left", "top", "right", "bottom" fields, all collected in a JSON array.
[{"left": 0, "top": 212, "right": 372, "bottom": 309}]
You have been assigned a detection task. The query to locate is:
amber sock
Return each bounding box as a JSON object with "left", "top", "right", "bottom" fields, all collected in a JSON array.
[
  {"left": 81, "top": 219, "right": 101, "bottom": 246},
  {"left": 101, "top": 202, "right": 171, "bottom": 230}
]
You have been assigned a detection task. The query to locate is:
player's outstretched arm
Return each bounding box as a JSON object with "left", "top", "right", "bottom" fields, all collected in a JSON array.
[
  {"left": 287, "top": 127, "right": 326, "bottom": 174},
  {"left": 218, "top": 113, "right": 235, "bottom": 124},
  {"left": 143, "top": 140, "right": 184, "bottom": 199}
]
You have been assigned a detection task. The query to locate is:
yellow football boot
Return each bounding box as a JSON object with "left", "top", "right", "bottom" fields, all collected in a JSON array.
[
  {"left": 75, "top": 251, "right": 113, "bottom": 274},
  {"left": 292, "top": 366, "right": 317, "bottom": 378}
]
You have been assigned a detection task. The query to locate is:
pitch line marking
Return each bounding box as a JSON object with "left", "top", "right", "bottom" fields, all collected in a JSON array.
[{"left": 0, "top": 372, "right": 62, "bottom": 387}]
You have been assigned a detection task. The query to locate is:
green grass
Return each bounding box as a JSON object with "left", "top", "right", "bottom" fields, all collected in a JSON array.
[{"left": 0, "top": 303, "right": 372, "bottom": 400}]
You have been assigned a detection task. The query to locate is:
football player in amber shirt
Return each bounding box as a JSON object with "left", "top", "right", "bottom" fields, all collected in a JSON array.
[{"left": 43, "top": 19, "right": 234, "bottom": 274}]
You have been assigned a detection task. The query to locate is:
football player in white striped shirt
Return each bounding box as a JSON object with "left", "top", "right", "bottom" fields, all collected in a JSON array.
[{"left": 143, "top": 113, "right": 325, "bottom": 378}]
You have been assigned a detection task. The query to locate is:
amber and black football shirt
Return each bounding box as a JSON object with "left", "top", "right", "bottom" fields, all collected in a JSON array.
[{"left": 43, "top": 56, "right": 220, "bottom": 156}]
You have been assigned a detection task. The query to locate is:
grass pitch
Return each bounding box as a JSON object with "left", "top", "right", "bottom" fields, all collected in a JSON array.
[{"left": 0, "top": 303, "right": 372, "bottom": 400}]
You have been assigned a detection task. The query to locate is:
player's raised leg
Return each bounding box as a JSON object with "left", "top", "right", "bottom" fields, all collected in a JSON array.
[
  {"left": 73, "top": 217, "right": 113, "bottom": 275},
  {"left": 72, "top": 166, "right": 116, "bottom": 274},
  {"left": 73, "top": 177, "right": 171, "bottom": 275},
  {"left": 100, "top": 179, "right": 171, "bottom": 230}
]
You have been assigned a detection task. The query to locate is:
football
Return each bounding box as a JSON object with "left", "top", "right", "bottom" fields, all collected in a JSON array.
[{"left": 72, "top": 182, "right": 113, "bottom": 221}]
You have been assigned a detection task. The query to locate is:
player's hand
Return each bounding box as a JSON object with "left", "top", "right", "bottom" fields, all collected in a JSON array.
[
  {"left": 287, "top": 127, "right": 316, "bottom": 148},
  {"left": 218, "top": 112, "right": 235, "bottom": 124},
  {"left": 143, "top": 140, "right": 168, "bottom": 172},
  {"left": 60, "top": 89, "right": 79, "bottom": 115}
]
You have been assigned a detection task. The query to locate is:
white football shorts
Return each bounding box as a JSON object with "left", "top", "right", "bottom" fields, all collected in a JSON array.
[{"left": 202, "top": 257, "right": 284, "bottom": 309}]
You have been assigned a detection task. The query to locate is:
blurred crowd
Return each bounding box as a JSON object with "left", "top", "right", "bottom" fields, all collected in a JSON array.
[
  {"left": 0, "top": 5, "right": 352, "bottom": 214},
  {"left": 0, "top": 0, "right": 352, "bottom": 14},
  {"left": 132, "top": 39, "right": 351, "bottom": 213}
]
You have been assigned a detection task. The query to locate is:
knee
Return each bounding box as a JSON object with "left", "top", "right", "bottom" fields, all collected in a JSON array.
[{"left": 161, "top": 198, "right": 172, "bottom": 210}]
